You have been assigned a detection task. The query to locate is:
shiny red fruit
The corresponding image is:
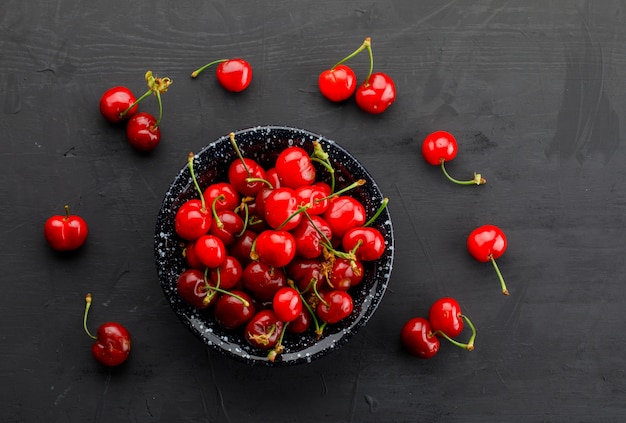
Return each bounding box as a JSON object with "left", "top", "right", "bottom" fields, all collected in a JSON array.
[
  {"left": 317, "top": 290, "right": 353, "bottom": 324},
  {"left": 99, "top": 86, "right": 137, "bottom": 123},
  {"left": 44, "top": 205, "right": 88, "bottom": 251},
  {"left": 400, "top": 317, "right": 440, "bottom": 359},
  {"left": 318, "top": 64, "right": 357, "bottom": 102},
  {"left": 126, "top": 112, "right": 160, "bottom": 151},
  {"left": 216, "top": 58, "right": 253, "bottom": 92},
  {"left": 355, "top": 72, "right": 396, "bottom": 114},
  {"left": 174, "top": 199, "right": 211, "bottom": 241},
  {"left": 467, "top": 225, "right": 507, "bottom": 262},
  {"left": 253, "top": 229, "right": 296, "bottom": 268},
  {"left": 341, "top": 226, "right": 385, "bottom": 261},
  {"left": 272, "top": 287, "right": 302, "bottom": 323},
  {"left": 422, "top": 131, "right": 458, "bottom": 166},
  {"left": 428, "top": 297, "right": 464, "bottom": 338},
  {"left": 92, "top": 322, "right": 132, "bottom": 366},
  {"left": 244, "top": 310, "right": 283, "bottom": 350},
  {"left": 275, "top": 146, "right": 316, "bottom": 189}
]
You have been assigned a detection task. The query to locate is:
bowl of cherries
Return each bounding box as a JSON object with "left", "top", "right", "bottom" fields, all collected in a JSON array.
[{"left": 154, "top": 126, "right": 394, "bottom": 366}]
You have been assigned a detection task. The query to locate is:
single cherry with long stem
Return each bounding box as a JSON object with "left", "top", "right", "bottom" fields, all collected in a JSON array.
[
  {"left": 467, "top": 224, "right": 509, "bottom": 295},
  {"left": 422, "top": 131, "right": 485, "bottom": 186},
  {"left": 83, "top": 293, "right": 131, "bottom": 366},
  {"left": 191, "top": 58, "right": 252, "bottom": 92}
]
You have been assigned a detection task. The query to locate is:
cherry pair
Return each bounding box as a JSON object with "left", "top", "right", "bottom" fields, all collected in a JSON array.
[
  {"left": 99, "top": 70, "right": 173, "bottom": 151},
  {"left": 318, "top": 37, "right": 396, "bottom": 114},
  {"left": 401, "top": 297, "right": 476, "bottom": 359}
]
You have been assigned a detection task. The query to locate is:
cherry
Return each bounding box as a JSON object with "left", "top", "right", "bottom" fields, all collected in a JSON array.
[
  {"left": 318, "top": 38, "right": 370, "bottom": 102},
  {"left": 213, "top": 290, "right": 255, "bottom": 330},
  {"left": 99, "top": 86, "right": 137, "bottom": 123},
  {"left": 323, "top": 195, "right": 366, "bottom": 238},
  {"left": 251, "top": 229, "right": 297, "bottom": 268},
  {"left": 83, "top": 293, "right": 131, "bottom": 366},
  {"left": 191, "top": 58, "right": 253, "bottom": 92},
  {"left": 209, "top": 210, "right": 244, "bottom": 246},
  {"left": 341, "top": 226, "right": 386, "bottom": 261},
  {"left": 44, "top": 204, "right": 88, "bottom": 251},
  {"left": 209, "top": 256, "right": 243, "bottom": 290},
  {"left": 244, "top": 310, "right": 284, "bottom": 350},
  {"left": 291, "top": 214, "right": 332, "bottom": 259},
  {"left": 242, "top": 261, "right": 287, "bottom": 302},
  {"left": 467, "top": 224, "right": 509, "bottom": 295},
  {"left": 263, "top": 187, "right": 302, "bottom": 231},
  {"left": 229, "top": 229, "right": 257, "bottom": 267},
  {"left": 272, "top": 287, "right": 303, "bottom": 323},
  {"left": 174, "top": 153, "right": 212, "bottom": 241},
  {"left": 294, "top": 182, "right": 330, "bottom": 215},
  {"left": 286, "top": 308, "right": 312, "bottom": 334},
  {"left": 422, "top": 131, "right": 486, "bottom": 185},
  {"left": 274, "top": 146, "right": 316, "bottom": 189},
  {"left": 193, "top": 234, "right": 227, "bottom": 268},
  {"left": 203, "top": 182, "right": 241, "bottom": 213},
  {"left": 355, "top": 72, "right": 396, "bottom": 115},
  {"left": 428, "top": 297, "right": 477, "bottom": 351},
  {"left": 227, "top": 157, "right": 267, "bottom": 197},
  {"left": 329, "top": 257, "right": 364, "bottom": 290},
  {"left": 287, "top": 258, "right": 324, "bottom": 293},
  {"left": 183, "top": 241, "right": 204, "bottom": 270},
  {"left": 400, "top": 317, "right": 439, "bottom": 359},
  {"left": 126, "top": 112, "right": 160, "bottom": 151},
  {"left": 317, "top": 290, "right": 353, "bottom": 324},
  {"left": 176, "top": 268, "right": 214, "bottom": 309}
]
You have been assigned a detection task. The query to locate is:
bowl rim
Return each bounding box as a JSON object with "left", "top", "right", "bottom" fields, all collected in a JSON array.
[{"left": 154, "top": 125, "right": 394, "bottom": 366}]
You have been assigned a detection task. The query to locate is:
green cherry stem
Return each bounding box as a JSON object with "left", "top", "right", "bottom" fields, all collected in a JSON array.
[
  {"left": 440, "top": 160, "right": 486, "bottom": 185},
  {"left": 229, "top": 132, "right": 250, "bottom": 176},
  {"left": 434, "top": 314, "right": 477, "bottom": 351},
  {"left": 83, "top": 293, "right": 97, "bottom": 340},
  {"left": 188, "top": 153, "right": 207, "bottom": 211},
  {"left": 363, "top": 38, "right": 374, "bottom": 85},
  {"left": 490, "top": 255, "right": 509, "bottom": 296},
  {"left": 211, "top": 195, "right": 226, "bottom": 229},
  {"left": 191, "top": 59, "right": 228, "bottom": 78},
  {"left": 311, "top": 140, "right": 335, "bottom": 192},
  {"left": 331, "top": 37, "right": 371, "bottom": 70},
  {"left": 364, "top": 197, "right": 389, "bottom": 227},
  {"left": 202, "top": 268, "right": 250, "bottom": 307}
]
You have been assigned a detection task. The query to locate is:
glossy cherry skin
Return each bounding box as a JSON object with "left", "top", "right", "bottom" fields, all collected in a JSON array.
[
  {"left": 44, "top": 207, "right": 88, "bottom": 251},
  {"left": 203, "top": 182, "right": 241, "bottom": 213},
  {"left": 342, "top": 226, "right": 385, "bottom": 261},
  {"left": 291, "top": 214, "right": 332, "bottom": 259},
  {"left": 99, "top": 86, "right": 137, "bottom": 123},
  {"left": 294, "top": 182, "right": 330, "bottom": 215},
  {"left": 126, "top": 112, "right": 160, "bottom": 151},
  {"left": 209, "top": 256, "right": 243, "bottom": 290},
  {"left": 263, "top": 187, "right": 302, "bottom": 231},
  {"left": 286, "top": 308, "right": 312, "bottom": 334},
  {"left": 317, "top": 290, "right": 353, "bottom": 324},
  {"left": 318, "top": 64, "right": 357, "bottom": 102},
  {"left": 274, "top": 146, "right": 316, "bottom": 189},
  {"left": 228, "top": 158, "right": 267, "bottom": 197},
  {"left": 401, "top": 317, "right": 440, "bottom": 359},
  {"left": 355, "top": 72, "right": 396, "bottom": 114},
  {"left": 92, "top": 322, "right": 131, "bottom": 366},
  {"left": 422, "top": 131, "right": 458, "bottom": 166},
  {"left": 244, "top": 310, "right": 283, "bottom": 350},
  {"left": 216, "top": 58, "right": 252, "bottom": 92},
  {"left": 272, "top": 287, "right": 302, "bottom": 323},
  {"left": 174, "top": 199, "right": 211, "bottom": 241},
  {"left": 329, "top": 257, "right": 364, "bottom": 290},
  {"left": 253, "top": 229, "right": 296, "bottom": 268},
  {"left": 209, "top": 210, "right": 244, "bottom": 246},
  {"left": 467, "top": 224, "right": 507, "bottom": 262},
  {"left": 229, "top": 229, "right": 257, "bottom": 267},
  {"left": 428, "top": 297, "right": 464, "bottom": 338},
  {"left": 323, "top": 196, "right": 366, "bottom": 238},
  {"left": 287, "top": 258, "right": 324, "bottom": 293},
  {"left": 242, "top": 261, "right": 287, "bottom": 302},
  {"left": 176, "top": 268, "right": 214, "bottom": 309},
  {"left": 213, "top": 290, "right": 256, "bottom": 330},
  {"left": 193, "top": 234, "right": 227, "bottom": 268}
]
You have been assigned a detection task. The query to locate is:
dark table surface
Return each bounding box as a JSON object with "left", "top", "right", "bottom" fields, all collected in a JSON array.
[{"left": 2, "top": 1, "right": 626, "bottom": 422}]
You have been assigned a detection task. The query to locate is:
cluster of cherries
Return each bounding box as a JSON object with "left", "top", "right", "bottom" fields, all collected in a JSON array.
[
  {"left": 173, "top": 134, "right": 388, "bottom": 361},
  {"left": 318, "top": 37, "right": 396, "bottom": 114},
  {"left": 43, "top": 207, "right": 132, "bottom": 366},
  {"left": 400, "top": 130, "right": 509, "bottom": 359}
]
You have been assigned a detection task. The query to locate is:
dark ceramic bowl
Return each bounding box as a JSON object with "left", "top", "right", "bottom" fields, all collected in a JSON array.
[{"left": 154, "top": 126, "right": 394, "bottom": 366}]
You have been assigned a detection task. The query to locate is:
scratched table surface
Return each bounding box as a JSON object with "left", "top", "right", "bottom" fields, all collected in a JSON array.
[{"left": 2, "top": 1, "right": 626, "bottom": 422}]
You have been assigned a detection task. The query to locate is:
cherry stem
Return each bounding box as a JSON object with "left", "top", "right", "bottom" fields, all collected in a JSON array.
[
  {"left": 311, "top": 141, "right": 335, "bottom": 192},
  {"left": 211, "top": 195, "right": 226, "bottom": 229},
  {"left": 153, "top": 90, "right": 163, "bottom": 129},
  {"left": 120, "top": 89, "right": 151, "bottom": 118},
  {"left": 190, "top": 59, "right": 228, "bottom": 78},
  {"left": 440, "top": 160, "right": 486, "bottom": 185},
  {"left": 434, "top": 314, "right": 476, "bottom": 351},
  {"left": 235, "top": 201, "right": 250, "bottom": 235},
  {"left": 202, "top": 268, "right": 250, "bottom": 307},
  {"left": 120, "top": 71, "right": 172, "bottom": 120},
  {"left": 63, "top": 204, "right": 71, "bottom": 220},
  {"left": 229, "top": 132, "right": 251, "bottom": 176},
  {"left": 268, "top": 322, "right": 289, "bottom": 362},
  {"left": 317, "top": 179, "right": 366, "bottom": 203},
  {"left": 275, "top": 204, "right": 311, "bottom": 231},
  {"left": 364, "top": 197, "right": 389, "bottom": 227},
  {"left": 245, "top": 177, "right": 273, "bottom": 189},
  {"left": 490, "top": 255, "right": 509, "bottom": 295},
  {"left": 83, "top": 293, "right": 97, "bottom": 340},
  {"left": 331, "top": 37, "right": 371, "bottom": 70},
  {"left": 296, "top": 287, "right": 324, "bottom": 338},
  {"left": 364, "top": 38, "right": 374, "bottom": 84},
  {"left": 188, "top": 153, "right": 207, "bottom": 211}
]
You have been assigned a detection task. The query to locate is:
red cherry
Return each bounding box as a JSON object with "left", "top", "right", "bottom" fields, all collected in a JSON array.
[
  {"left": 44, "top": 205, "right": 88, "bottom": 251},
  {"left": 209, "top": 210, "right": 244, "bottom": 246},
  {"left": 355, "top": 72, "right": 396, "bottom": 114},
  {"left": 126, "top": 112, "right": 161, "bottom": 151},
  {"left": 213, "top": 290, "right": 255, "bottom": 330},
  {"left": 467, "top": 224, "right": 509, "bottom": 295},
  {"left": 275, "top": 146, "right": 316, "bottom": 189},
  {"left": 176, "top": 268, "right": 214, "bottom": 309},
  {"left": 209, "top": 256, "right": 243, "bottom": 290},
  {"left": 229, "top": 229, "right": 257, "bottom": 268},
  {"left": 323, "top": 196, "right": 366, "bottom": 238},
  {"left": 422, "top": 131, "right": 486, "bottom": 185},
  {"left": 291, "top": 214, "right": 332, "bottom": 259},
  {"left": 329, "top": 257, "right": 364, "bottom": 290},
  {"left": 191, "top": 58, "right": 252, "bottom": 93},
  {"left": 272, "top": 287, "right": 302, "bottom": 323},
  {"left": 242, "top": 261, "right": 287, "bottom": 302},
  {"left": 400, "top": 317, "right": 439, "bottom": 359},
  {"left": 318, "top": 64, "right": 357, "bottom": 102},
  {"left": 286, "top": 258, "right": 324, "bottom": 293},
  {"left": 286, "top": 308, "right": 312, "bottom": 334},
  {"left": 317, "top": 290, "right": 353, "bottom": 324},
  {"left": 252, "top": 230, "right": 296, "bottom": 268},
  {"left": 203, "top": 182, "right": 241, "bottom": 213},
  {"left": 193, "top": 234, "right": 227, "bottom": 268},
  {"left": 174, "top": 199, "right": 211, "bottom": 241},
  {"left": 83, "top": 294, "right": 131, "bottom": 366},
  {"left": 428, "top": 297, "right": 464, "bottom": 338},
  {"left": 341, "top": 226, "right": 385, "bottom": 261},
  {"left": 263, "top": 187, "right": 302, "bottom": 230},
  {"left": 227, "top": 157, "right": 267, "bottom": 197},
  {"left": 99, "top": 86, "right": 137, "bottom": 123},
  {"left": 244, "top": 310, "right": 284, "bottom": 350},
  {"left": 294, "top": 182, "right": 330, "bottom": 215}
]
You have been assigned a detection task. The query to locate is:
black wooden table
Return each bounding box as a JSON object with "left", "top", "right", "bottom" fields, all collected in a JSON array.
[{"left": 2, "top": 1, "right": 625, "bottom": 421}]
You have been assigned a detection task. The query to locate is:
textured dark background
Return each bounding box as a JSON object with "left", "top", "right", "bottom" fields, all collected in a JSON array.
[{"left": 2, "top": 1, "right": 625, "bottom": 422}]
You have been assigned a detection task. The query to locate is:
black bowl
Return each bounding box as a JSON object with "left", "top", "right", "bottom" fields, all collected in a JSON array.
[{"left": 154, "top": 126, "right": 394, "bottom": 366}]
